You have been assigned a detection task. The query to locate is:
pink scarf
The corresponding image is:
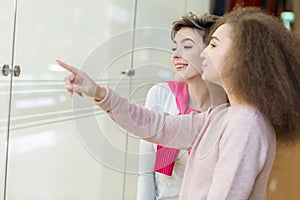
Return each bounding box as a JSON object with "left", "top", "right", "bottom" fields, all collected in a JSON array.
[{"left": 154, "top": 81, "right": 199, "bottom": 176}]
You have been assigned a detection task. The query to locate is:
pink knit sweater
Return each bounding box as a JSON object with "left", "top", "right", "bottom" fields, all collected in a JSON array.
[{"left": 96, "top": 87, "right": 276, "bottom": 200}]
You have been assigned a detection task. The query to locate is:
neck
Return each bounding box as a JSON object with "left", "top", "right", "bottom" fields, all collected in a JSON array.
[
  {"left": 227, "top": 95, "right": 244, "bottom": 106},
  {"left": 187, "top": 76, "right": 227, "bottom": 112},
  {"left": 222, "top": 85, "right": 244, "bottom": 106}
]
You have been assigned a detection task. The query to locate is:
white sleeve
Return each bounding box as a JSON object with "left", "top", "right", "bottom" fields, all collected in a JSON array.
[
  {"left": 136, "top": 140, "right": 156, "bottom": 200},
  {"left": 137, "top": 83, "right": 171, "bottom": 200}
]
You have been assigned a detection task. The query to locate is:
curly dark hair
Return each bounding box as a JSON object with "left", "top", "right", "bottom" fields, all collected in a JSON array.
[
  {"left": 209, "top": 7, "right": 300, "bottom": 145},
  {"left": 171, "top": 12, "right": 220, "bottom": 44}
]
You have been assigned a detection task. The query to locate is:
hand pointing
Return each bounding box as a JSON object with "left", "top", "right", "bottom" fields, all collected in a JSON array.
[{"left": 57, "top": 60, "right": 106, "bottom": 101}]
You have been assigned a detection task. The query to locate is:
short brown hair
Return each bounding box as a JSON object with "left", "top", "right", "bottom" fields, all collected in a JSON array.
[{"left": 171, "top": 12, "right": 220, "bottom": 44}]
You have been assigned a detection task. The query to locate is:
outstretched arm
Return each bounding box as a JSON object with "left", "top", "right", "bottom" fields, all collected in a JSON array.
[{"left": 58, "top": 60, "right": 206, "bottom": 149}]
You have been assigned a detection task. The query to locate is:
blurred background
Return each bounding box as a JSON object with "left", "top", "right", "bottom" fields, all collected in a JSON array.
[{"left": 0, "top": 0, "right": 299, "bottom": 199}]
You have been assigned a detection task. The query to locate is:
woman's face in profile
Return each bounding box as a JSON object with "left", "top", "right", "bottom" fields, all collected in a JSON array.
[{"left": 200, "top": 23, "right": 233, "bottom": 87}]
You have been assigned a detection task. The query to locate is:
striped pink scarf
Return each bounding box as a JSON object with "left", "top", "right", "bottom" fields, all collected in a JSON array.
[{"left": 154, "top": 81, "right": 199, "bottom": 176}]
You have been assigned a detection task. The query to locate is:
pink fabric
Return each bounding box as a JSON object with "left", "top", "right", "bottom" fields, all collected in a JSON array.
[
  {"left": 154, "top": 81, "right": 199, "bottom": 176},
  {"left": 96, "top": 87, "right": 276, "bottom": 199}
]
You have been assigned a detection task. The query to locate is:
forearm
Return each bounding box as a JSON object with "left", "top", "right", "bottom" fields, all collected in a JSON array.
[
  {"left": 96, "top": 86, "right": 168, "bottom": 142},
  {"left": 95, "top": 86, "right": 202, "bottom": 149},
  {"left": 94, "top": 85, "right": 107, "bottom": 102}
]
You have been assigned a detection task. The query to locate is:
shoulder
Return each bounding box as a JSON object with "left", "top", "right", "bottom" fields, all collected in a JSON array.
[
  {"left": 146, "top": 82, "right": 174, "bottom": 101},
  {"left": 219, "top": 105, "right": 277, "bottom": 169},
  {"left": 224, "top": 104, "right": 276, "bottom": 145},
  {"left": 147, "top": 82, "right": 171, "bottom": 95},
  {"left": 206, "top": 103, "right": 230, "bottom": 118},
  {"left": 145, "top": 82, "right": 178, "bottom": 114},
  {"left": 227, "top": 105, "right": 270, "bottom": 127}
]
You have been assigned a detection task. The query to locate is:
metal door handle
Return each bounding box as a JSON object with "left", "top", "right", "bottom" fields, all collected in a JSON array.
[
  {"left": 120, "top": 69, "right": 135, "bottom": 77},
  {"left": 2, "top": 64, "right": 10, "bottom": 76},
  {"left": 1, "top": 64, "right": 21, "bottom": 77},
  {"left": 13, "top": 65, "right": 21, "bottom": 77}
]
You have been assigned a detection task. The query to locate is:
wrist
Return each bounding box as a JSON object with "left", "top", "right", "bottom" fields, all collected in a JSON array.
[{"left": 94, "top": 85, "right": 106, "bottom": 102}]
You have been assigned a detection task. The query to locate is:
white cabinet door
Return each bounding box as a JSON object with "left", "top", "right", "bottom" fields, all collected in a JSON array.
[
  {"left": 0, "top": 0, "right": 17, "bottom": 199},
  {"left": 5, "top": 0, "right": 136, "bottom": 199}
]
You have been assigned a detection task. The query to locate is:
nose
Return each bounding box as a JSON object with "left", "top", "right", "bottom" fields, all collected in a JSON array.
[
  {"left": 171, "top": 48, "right": 182, "bottom": 59},
  {"left": 200, "top": 46, "right": 208, "bottom": 60}
]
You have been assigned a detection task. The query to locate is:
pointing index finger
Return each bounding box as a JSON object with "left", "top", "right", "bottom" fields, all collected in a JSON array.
[{"left": 56, "top": 60, "right": 79, "bottom": 75}]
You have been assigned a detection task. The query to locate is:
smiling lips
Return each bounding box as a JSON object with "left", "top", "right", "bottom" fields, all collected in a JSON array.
[{"left": 174, "top": 63, "right": 188, "bottom": 71}]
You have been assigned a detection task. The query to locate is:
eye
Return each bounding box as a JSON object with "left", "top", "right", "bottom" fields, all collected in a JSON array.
[
  {"left": 184, "top": 46, "right": 192, "bottom": 49},
  {"left": 210, "top": 43, "right": 216, "bottom": 48},
  {"left": 171, "top": 47, "right": 176, "bottom": 51}
]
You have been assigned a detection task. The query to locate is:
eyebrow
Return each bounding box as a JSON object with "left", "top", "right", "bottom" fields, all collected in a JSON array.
[
  {"left": 173, "top": 38, "right": 195, "bottom": 44},
  {"left": 210, "top": 36, "right": 220, "bottom": 42}
]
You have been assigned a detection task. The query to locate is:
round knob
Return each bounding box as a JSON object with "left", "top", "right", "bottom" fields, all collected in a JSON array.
[
  {"left": 13, "top": 65, "right": 21, "bottom": 77},
  {"left": 120, "top": 69, "right": 135, "bottom": 76},
  {"left": 2, "top": 64, "right": 10, "bottom": 76}
]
